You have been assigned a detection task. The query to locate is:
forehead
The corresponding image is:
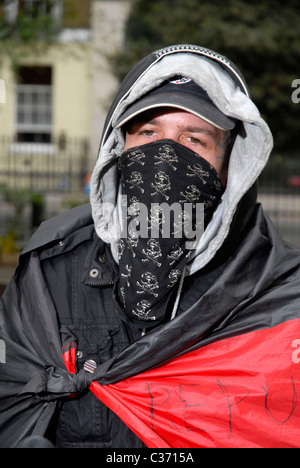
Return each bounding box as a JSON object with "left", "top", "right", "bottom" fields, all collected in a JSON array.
[{"left": 124, "top": 107, "right": 219, "bottom": 136}]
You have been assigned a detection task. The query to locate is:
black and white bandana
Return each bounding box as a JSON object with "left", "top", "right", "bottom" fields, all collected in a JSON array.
[{"left": 114, "top": 139, "right": 223, "bottom": 327}]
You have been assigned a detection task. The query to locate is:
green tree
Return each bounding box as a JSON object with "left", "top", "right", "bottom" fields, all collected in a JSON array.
[{"left": 110, "top": 0, "right": 300, "bottom": 152}]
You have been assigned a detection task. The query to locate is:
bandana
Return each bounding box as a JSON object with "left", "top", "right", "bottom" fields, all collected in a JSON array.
[{"left": 114, "top": 139, "right": 223, "bottom": 327}]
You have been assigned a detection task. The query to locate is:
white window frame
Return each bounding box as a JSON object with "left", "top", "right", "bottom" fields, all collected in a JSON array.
[
  {"left": 9, "top": 142, "right": 56, "bottom": 155},
  {"left": 3, "top": 0, "right": 62, "bottom": 24},
  {"left": 16, "top": 84, "right": 53, "bottom": 135},
  {"left": 12, "top": 83, "right": 56, "bottom": 153}
]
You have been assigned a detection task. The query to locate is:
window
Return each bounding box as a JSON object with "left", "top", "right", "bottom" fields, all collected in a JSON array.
[
  {"left": 16, "top": 66, "right": 52, "bottom": 143},
  {"left": 3, "top": 0, "right": 62, "bottom": 25},
  {"left": 19, "top": 0, "right": 52, "bottom": 19}
]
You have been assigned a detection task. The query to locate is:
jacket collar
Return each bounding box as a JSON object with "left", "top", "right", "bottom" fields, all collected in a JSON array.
[{"left": 81, "top": 235, "right": 116, "bottom": 288}]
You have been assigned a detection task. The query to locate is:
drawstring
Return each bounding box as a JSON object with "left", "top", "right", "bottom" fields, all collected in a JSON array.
[{"left": 171, "top": 265, "right": 186, "bottom": 320}]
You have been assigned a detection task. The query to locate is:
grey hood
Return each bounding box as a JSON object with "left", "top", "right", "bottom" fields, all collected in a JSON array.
[{"left": 90, "top": 45, "right": 273, "bottom": 275}]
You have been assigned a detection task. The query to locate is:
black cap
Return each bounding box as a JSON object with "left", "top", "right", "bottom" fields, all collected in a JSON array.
[{"left": 115, "top": 76, "right": 236, "bottom": 131}]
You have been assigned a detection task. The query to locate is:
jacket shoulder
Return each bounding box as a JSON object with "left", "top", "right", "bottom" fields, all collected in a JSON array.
[{"left": 21, "top": 203, "right": 93, "bottom": 256}]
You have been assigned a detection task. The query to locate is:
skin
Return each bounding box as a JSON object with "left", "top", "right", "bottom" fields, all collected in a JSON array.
[{"left": 124, "top": 107, "right": 231, "bottom": 186}]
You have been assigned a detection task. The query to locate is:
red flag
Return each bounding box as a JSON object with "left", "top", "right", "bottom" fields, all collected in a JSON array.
[{"left": 90, "top": 319, "right": 300, "bottom": 448}]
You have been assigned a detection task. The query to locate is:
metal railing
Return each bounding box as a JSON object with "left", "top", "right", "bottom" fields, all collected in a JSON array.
[
  {"left": 0, "top": 136, "right": 300, "bottom": 247},
  {"left": 0, "top": 136, "right": 90, "bottom": 193},
  {"left": 258, "top": 153, "right": 300, "bottom": 247}
]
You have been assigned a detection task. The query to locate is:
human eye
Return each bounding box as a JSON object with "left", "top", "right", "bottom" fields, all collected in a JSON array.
[
  {"left": 141, "top": 129, "right": 156, "bottom": 136},
  {"left": 188, "top": 136, "right": 207, "bottom": 146}
]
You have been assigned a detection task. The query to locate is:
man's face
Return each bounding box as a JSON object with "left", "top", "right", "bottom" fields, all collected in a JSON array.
[{"left": 124, "top": 107, "right": 229, "bottom": 181}]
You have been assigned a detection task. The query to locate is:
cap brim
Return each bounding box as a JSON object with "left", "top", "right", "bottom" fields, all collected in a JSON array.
[{"left": 115, "top": 91, "right": 236, "bottom": 131}]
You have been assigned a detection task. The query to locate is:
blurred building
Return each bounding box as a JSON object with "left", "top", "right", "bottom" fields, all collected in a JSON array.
[{"left": 0, "top": 0, "right": 132, "bottom": 191}]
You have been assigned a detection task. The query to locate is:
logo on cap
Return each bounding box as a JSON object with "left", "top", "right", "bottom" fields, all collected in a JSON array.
[{"left": 169, "top": 77, "right": 192, "bottom": 85}]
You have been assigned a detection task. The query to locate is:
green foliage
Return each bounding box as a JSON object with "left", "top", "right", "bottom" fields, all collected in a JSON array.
[
  {"left": 110, "top": 0, "right": 300, "bottom": 152},
  {"left": 0, "top": 184, "right": 44, "bottom": 218},
  {"left": 0, "top": 184, "right": 32, "bottom": 212},
  {"left": 0, "top": 0, "right": 61, "bottom": 70},
  {"left": 0, "top": 231, "right": 19, "bottom": 255},
  {"left": 61, "top": 197, "right": 86, "bottom": 210},
  {"left": 0, "top": 0, "right": 60, "bottom": 42}
]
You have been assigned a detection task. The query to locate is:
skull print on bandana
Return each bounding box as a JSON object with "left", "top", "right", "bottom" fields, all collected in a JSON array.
[{"left": 114, "top": 139, "right": 223, "bottom": 328}]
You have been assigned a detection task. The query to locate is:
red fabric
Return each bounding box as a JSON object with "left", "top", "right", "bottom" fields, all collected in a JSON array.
[
  {"left": 90, "top": 319, "right": 300, "bottom": 448},
  {"left": 62, "top": 344, "right": 76, "bottom": 375}
]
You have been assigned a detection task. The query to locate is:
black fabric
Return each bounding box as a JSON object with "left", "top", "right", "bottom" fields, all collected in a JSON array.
[
  {"left": 115, "top": 76, "right": 237, "bottom": 130},
  {"left": 0, "top": 44, "right": 294, "bottom": 448},
  {"left": 2, "top": 200, "right": 300, "bottom": 447},
  {"left": 115, "top": 140, "right": 223, "bottom": 327},
  {"left": 100, "top": 45, "right": 249, "bottom": 147},
  {"left": 38, "top": 230, "right": 145, "bottom": 448},
  {"left": 16, "top": 436, "right": 55, "bottom": 448},
  {"left": 0, "top": 222, "right": 145, "bottom": 448}
]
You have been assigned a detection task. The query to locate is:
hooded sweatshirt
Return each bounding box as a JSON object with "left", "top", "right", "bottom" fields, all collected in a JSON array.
[
  {"left": 1, "top": 45, "right": 300, "bottom": 449},
  {"left": 90, "top": 45, "right": 273, "bottom": 275}
]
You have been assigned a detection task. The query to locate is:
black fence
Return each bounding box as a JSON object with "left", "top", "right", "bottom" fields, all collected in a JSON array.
[
  {"left": 0, "top": 137, "right": 300, "bottom": 248},
  {"left": 0, "top": 136, "right": 90, "bottom": 193},
  {"left": 258, "top": 152, "right": 300, "bottom": 247},
  {"left": 0, "top": 136, "right": 91, "bottom": 251}
]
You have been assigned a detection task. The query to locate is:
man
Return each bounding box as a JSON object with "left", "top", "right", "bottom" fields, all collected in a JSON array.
[{"left": 1, "top": 44, "right": 300, "bottom": 448}]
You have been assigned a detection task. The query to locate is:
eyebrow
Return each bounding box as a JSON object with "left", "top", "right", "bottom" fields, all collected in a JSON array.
[
  {"left": 184, "top": 126, "right": 217, "bottom": 138},
  {"left": 129, "top": 117, "right": 218, "bottom": 139}
]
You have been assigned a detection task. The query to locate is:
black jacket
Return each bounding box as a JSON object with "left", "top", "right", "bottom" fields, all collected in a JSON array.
[
  {"left": 0, "top": 204, "right": 146, "bottom": 448},
  {"left": 1, "top": 45, "right": 300, "bottom": 448},
  {"left": 2, "top": 192, "right": 300, "bottom": 447},
  {"left": 37, "top": 208, "right": 147, "bottom": 447}
]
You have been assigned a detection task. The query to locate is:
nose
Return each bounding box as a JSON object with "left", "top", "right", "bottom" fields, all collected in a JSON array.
[{"left": 160, "top": 129, "right": 179, "bottom": 144}]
